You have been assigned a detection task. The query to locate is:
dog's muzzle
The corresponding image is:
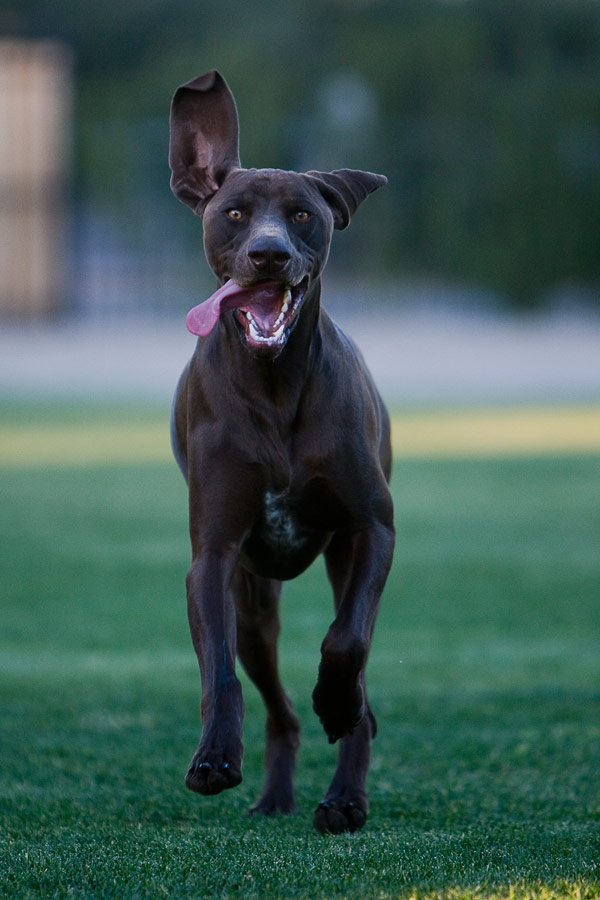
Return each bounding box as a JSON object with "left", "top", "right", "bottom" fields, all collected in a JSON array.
[{"left": 186, "top": 277, "right": 308, "bottom": 351}]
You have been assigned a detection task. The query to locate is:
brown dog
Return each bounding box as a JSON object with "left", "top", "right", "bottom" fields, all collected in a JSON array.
[{"left": 169, "top": 70, "right": 395, "bottom": 833}]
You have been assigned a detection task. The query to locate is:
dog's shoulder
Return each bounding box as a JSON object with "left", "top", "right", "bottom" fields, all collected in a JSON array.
[{"left": 320, "top": 311, "right": 373, "bottom": 383}]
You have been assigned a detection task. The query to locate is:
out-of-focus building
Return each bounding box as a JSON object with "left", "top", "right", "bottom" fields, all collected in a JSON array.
[{"left": 0, "top": 40, "right": 72, "bottom": 318}]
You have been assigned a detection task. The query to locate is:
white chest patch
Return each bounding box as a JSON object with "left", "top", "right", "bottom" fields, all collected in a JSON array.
[{"left": 263, "top": 491, "right": 303, "bottom": 552}]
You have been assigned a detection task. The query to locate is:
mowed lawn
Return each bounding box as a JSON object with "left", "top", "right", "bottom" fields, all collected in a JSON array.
[{"left": 1, "top": 402, "right": 599, "bottom": 900}]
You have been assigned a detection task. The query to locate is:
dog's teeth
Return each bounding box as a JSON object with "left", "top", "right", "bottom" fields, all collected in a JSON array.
[
  {"left": 283, "top": 288, "right": 292, "bottom": 303},
  {"left": 246, "top": 312, "right": 253, "bottom": 321}
]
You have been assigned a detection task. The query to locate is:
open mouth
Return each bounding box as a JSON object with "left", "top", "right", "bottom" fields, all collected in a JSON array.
[
  {"left": 186, "top": 277, "right": 307, "bottom": 350},
  {"left": 235, "top": 280, "right": 306, "bottom": 349}
]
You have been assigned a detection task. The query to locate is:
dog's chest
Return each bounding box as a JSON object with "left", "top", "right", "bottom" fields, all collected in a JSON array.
[{"left": 261, "top": 490, "right": 303, "bottom": 553}]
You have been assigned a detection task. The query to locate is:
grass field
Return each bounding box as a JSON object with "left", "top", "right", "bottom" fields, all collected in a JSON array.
[{"left": 1, "top": 401, "right": 599, "bottom": 899}]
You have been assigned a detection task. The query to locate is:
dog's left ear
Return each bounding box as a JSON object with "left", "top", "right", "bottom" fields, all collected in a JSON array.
[
  {"left": 306, "top": 169, "right": 387, "bottom": 230},
  {"left": 169, "top": 70, "right": 241, "bottom": 215}
]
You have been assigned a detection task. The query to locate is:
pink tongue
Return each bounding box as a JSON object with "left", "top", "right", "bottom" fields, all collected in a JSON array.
[{"left": 186, "top": 280, "right": 282, "bottom": 336}]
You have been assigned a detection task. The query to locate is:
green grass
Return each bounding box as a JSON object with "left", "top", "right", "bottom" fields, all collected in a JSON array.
[{"left": 1, "top": 404, "right": 599, "bottom": 899}]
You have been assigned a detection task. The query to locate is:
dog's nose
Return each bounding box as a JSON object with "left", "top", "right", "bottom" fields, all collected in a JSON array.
[{"left": 248, "top": 236, "right": 292, "bottom": 273}]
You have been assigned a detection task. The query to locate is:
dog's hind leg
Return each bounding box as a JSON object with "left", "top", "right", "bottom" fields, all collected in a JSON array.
[
  {"left": 312, "top": 520, "right": 394, "bottom": 832},
  {"left": 313, "top": 707, "right": 376, "bottom": 833},
  {"left": 234, "top": 569, "right": 300, "bottom": 815}
]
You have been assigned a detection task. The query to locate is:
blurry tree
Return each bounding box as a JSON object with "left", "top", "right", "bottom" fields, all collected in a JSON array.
[{"left": 3, "top": 0, "right": 600, "bottom": 307}]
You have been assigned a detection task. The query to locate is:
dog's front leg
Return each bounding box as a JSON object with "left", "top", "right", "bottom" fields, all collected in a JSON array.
[
  {"left": 185, "top": 547, "right": 244, "bottom": 795},
  {"left": 313, "top": 520, "right": 395, "bottom": 743}
]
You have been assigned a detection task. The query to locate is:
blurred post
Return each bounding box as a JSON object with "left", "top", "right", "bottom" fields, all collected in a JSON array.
[{"left": 0, "top": 40, "right": 72, "bottom": 318}]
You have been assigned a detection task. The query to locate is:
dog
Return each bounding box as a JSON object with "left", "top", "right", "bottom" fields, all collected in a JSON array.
[{"left": 169, "top": 70, "right": 395, "bottom": 833}]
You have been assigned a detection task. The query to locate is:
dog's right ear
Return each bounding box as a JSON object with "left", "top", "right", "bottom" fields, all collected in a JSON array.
[{"left": 169, "top": 70, "right": 241, "bottom": 215}]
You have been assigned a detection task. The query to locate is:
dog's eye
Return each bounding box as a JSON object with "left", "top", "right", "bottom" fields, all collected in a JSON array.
[
  {"left": 294, "top": 211, "right": 311, "bottom": 223},
  {"left": 227, "top": 209, "right": 243, "bottom": 221}
]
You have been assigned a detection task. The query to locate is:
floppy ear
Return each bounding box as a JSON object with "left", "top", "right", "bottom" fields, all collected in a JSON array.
[
  {"left": 306, "top": 169, "right": 387, "bottom": 230},
  {"left": 169, "top": 70, "right": 241, "bottom": 215}
]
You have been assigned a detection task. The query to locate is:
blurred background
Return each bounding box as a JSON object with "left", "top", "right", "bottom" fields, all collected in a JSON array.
[
  {"left": 2, "top": 7, "right": 599, "bottom": 886},
  {"left": 0, "top": 0, "right": 599, "bottom": 404}
]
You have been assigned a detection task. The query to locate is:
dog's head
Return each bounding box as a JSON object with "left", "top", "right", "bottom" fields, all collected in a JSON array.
[{"left": 169, "top": 70, "right": 386, "bottom": 355}]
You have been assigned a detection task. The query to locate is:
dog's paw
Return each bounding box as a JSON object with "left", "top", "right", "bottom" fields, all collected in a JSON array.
[
  {"left": 312, "top": 638, "right": 367, "bottom": 742},
  {"left": 312, "top": 669, "right": 365, "bottom": 743},
  {"left": 185, "top": 752, "right": 242, "bottom": 796},
  {"left": 313, "top": 796, "right": 368, "bottom": 834}
]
